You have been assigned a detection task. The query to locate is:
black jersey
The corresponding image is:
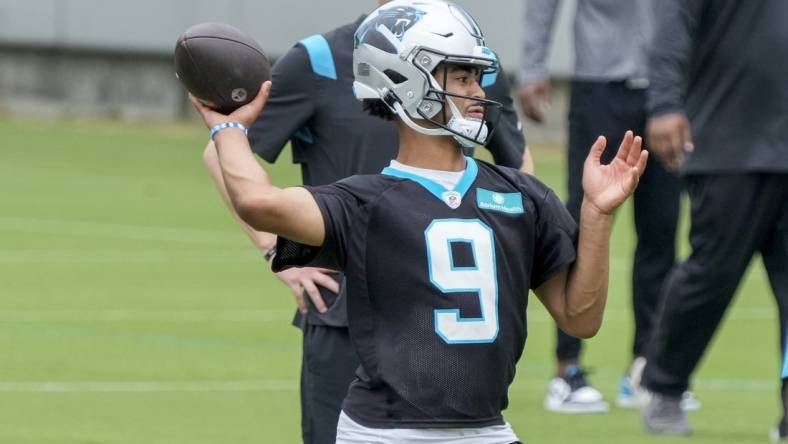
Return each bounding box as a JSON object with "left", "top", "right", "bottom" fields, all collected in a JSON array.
[
  {"left": 252, "top": 17, "right": 528, "bottom": 327},
  {"left": 273, "top": 158, "right": 577, "bottom": 428}
]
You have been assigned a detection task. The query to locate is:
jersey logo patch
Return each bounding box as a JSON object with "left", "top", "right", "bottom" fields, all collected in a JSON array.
[
  {"left": 442, "top": 190, "right": 462, "bottom": 209},
  {"left": 476, "top": 188, "right": 524, "bottom": 214}
]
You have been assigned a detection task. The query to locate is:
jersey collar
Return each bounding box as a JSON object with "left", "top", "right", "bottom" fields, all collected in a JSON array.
[{"left": 381, "top": 157, "right": 478, "bottom": 206}]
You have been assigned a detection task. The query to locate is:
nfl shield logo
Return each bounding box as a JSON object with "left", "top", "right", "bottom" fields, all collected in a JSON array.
[{"left": 442, "top": 190, "right": 462, "bottom": 209}]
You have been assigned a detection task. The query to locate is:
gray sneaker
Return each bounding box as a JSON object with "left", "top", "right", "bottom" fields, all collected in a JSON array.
[{"left": 642, "top": 393, "right": 693, "bottom": 435}]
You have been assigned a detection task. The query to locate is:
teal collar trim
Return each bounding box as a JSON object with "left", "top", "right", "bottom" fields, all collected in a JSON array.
[{"left": 381, "top": 157, "right": 478, "bottom": 202}]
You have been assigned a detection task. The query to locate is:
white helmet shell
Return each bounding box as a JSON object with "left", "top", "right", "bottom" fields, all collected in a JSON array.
[{"left": 352, "top": 0, "right": 500, "bottom": 147}]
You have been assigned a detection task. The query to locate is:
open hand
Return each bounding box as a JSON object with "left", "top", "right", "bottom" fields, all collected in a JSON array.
[
  {"left": 582, "top": 131, "right": 648, "bottom": 215},
  {"left": 189, "top": 81, "right": 272, "bottom": 130},
  {"left": 275, "top": 267, "right": 341, "bottom": 315}
]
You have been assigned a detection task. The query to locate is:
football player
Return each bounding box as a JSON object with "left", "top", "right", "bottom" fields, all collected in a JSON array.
[
  {"left": 202, "top": 1, "right": 532, "bottom": 441},
  {"left": 191, "top": 1, "right": 646, "bottom": 442}
]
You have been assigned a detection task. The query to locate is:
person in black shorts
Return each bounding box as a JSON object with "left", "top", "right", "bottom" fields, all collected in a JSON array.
[
  {"left": 191, "top": 2, "right": 647, "bottom": 442},
  {"left": 201, "top": 2, "right": 532, "bottom": 443}
]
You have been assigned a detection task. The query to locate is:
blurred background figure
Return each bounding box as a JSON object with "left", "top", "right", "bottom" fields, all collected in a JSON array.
[
  {"left": 640, "top": 0, "right": 788, "bottom": 437},
  {"left": 203, "top": 1, "right": 533, "bottom": 442},
  {"left": 519, "top": 0, "right": 686, "bottom": 414}
]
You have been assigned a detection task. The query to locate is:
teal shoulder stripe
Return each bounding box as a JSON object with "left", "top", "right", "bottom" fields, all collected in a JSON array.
[
  {"left": 382, "top": 167, "right": 446, "bottom": 200},
  {"left": 381, "top": 156, "right": 478, "bottom": 203},
  {"left": 454, "top": 157, "right": 478, "bottom": 197},
  {"left": 481, "top": 72, "right": 498, "bottom": 88},
  {"left": 299, "top": 34, "right": 337, "bottom": 80},
  {"left": 782, "top": 330, "right": 788, "bottom": 378},
  {"left": 480, "top": 46, "right": 498, "bottom": 88}
]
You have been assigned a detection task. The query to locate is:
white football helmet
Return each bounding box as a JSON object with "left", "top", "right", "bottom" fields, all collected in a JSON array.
[{"left": 352, "top": 0, "right": 502, "bottom": 148}]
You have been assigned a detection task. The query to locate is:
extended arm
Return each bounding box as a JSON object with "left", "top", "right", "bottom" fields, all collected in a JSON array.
[
  {"left": 202, "top": 139, "right": 338, "bottom": 313},
  {"left": 203, "top": 140, "right": 276, "bottom": 252},
  {"left": 535, "top": 132, "right": 647, "bottom": 338},
  {"left": 192, "top": 83, "right": 325, "bottom": 247}
]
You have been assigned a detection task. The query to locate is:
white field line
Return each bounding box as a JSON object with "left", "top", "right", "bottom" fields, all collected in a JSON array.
[
  {"left": 0, "top": 308, "right": 775, "bottom": 323},
  {"left": 0, "top": 309, "right": 293, "bottom": 323},
  {"left": 0, "top": 250, "right": 257, "bottom": 264},
  {"left": 0, "top": 216, "right": 241, "bottom": 246},
  {"left": 527, "top": 307, "right": 777, "bottom": 323},
  {"left": 0, "top": 377, "right": 776, "bottom": 393},
  {"left": 0, "top": 249, "right": 659, "bottom": 267},
  {"left": 0, "top": 380, "right": 297, "bottom": 393}
]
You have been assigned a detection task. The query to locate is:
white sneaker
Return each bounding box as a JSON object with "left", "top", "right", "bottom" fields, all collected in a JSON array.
[
  {"left": 616, "top": 356, "right": 647, "bottom": 408},
  {"left": 616, "top": 357, "right": 702, "bottom": 412},
  {"left": 770, "top": 423, "right": 788, "bottom": 442},
  {"left": 544, "top": 366, "right": 609, "bottom": 414}
]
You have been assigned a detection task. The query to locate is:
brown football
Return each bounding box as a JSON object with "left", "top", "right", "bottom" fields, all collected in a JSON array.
[{"left": 174, "top": 23, "right": 271, "bottom": 114}]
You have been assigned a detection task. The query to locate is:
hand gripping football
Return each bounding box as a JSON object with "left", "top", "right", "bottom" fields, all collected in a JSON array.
[{"left": 174, "top": 23, "right": 271, "bottom": 114}]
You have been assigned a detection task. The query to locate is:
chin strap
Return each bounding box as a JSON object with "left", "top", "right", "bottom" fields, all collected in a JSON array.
[
  {"left": 392, "top": 96, "right": 489, "bottom": 148},
  {"left": 443, "top": 97, "right": 488, "bottom": 148},
  {"left": 393, "top": 101, "right": 447, "bottom": 137}
]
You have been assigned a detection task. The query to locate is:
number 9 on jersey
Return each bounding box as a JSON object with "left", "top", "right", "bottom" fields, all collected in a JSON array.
[{"left": 425, "top": 219, "right": 499, "bottom": 344}]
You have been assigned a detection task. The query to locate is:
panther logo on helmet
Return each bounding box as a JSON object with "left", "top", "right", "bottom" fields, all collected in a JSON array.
[
  {"left": 352, "top": 1, "right": 502, "bottom": 148},
  {"left": 355, "top": 6, "right": 426, "bottom": 49}
]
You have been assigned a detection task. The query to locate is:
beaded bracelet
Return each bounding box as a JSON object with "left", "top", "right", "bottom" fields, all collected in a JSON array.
[{"left": 210, "top": 121, "right": 248, "bottom": 141}]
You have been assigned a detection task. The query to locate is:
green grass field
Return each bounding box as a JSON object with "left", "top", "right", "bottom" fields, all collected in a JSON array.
[{"left": 0, "top": 116, "right": 782, "bottom": 443}]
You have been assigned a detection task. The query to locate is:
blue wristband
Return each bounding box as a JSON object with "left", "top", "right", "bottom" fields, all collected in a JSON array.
[{"left": 210, "top": 121, "right": 248, "bottom": 141}]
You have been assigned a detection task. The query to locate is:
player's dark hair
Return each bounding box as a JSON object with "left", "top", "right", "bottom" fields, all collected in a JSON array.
[{"left": 362, "top": 99, "right": 396, "bottom": 121}]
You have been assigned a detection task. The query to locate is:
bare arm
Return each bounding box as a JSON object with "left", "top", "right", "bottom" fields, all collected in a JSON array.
[
  {"left": 204, "top": 139, "right": 337, "bottom": 314},
  {"left": 203, "top": 140, "right": 276, "bottom": 252},
  {"left": 191, "top": 82, "right": 325, "bottom": 247},
  {"left": 196, "top": 83, "right": 341, "bottom": 314},
  {"left": 535, "top": 132, "right": 647, "bottom": 338},
  {"left": 534, "top": 202, "right": 612, "bottom": 338}
]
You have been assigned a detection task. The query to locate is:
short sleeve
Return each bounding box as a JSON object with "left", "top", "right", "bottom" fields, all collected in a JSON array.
[
  {"left": 248, "top": 44, "right": 318, "bottom": 163},
  {"left": 482, "top": 68, "right": 527, "bottom": 169},
  {"left": 531, "top": 189, "right": 578, "bottom": 289},
  {"left": 272, "top": 183, "right": 359, "bottom": 273}
]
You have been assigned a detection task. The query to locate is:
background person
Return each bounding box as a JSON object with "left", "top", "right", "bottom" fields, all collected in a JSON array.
[
  {"left": 519, "top": 0, "right": 685, "bottom": 413},
  {"left": 639, "top": 0, "right": 788, "bottom": 436}
]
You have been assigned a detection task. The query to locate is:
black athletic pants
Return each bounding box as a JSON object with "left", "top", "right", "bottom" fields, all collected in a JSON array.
[
  {"left": 643, "top": 173, "right": 788, "bottom": 397},
  {"left": 557, "top": 80, "right": 681, "bottom": 362},
  {"left": 300, "top": 324, "right": 359, "bottom": 444}
]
